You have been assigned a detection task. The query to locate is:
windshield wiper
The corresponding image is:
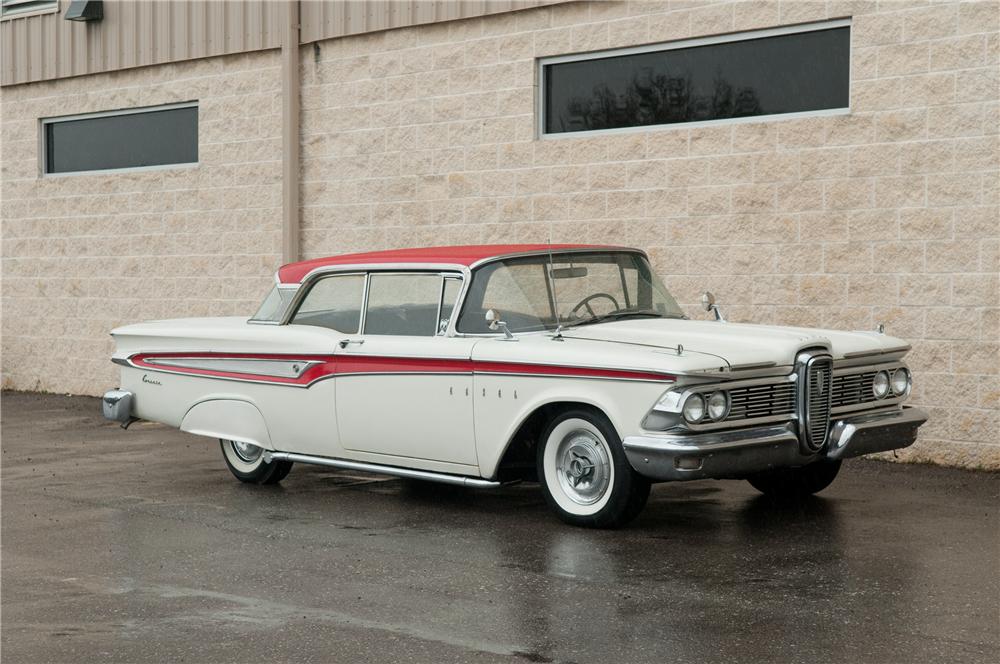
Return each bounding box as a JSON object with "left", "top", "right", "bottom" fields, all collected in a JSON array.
[{"left": 562, "top": 309, "right": 664, "bottom": 329}]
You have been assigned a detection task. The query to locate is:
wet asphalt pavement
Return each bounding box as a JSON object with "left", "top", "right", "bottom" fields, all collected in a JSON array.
[{"left": 2, "top": 391, "right": 998, "bottom": 663}]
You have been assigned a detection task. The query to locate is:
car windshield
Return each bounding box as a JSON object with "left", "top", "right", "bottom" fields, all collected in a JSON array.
[
  {"left": 456, "top": 251, "right": 685, "bottom": 334},
  {"left": 250, "top": 285, "right": 296, "bottom": 323}
]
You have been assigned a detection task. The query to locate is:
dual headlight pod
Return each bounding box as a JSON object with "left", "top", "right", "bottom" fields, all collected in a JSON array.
[
  {"left": 873, "top": 367, "right": 911, "bottom": 399},
  {"left": 682, "top": 390, "right": 730, "bottom": 424}
]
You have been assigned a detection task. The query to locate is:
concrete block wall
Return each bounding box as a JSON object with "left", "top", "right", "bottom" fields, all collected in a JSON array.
[
  {"left": 298, "top": 0, "right": 999, "bottom": 468},
  {"left": 1, "top": 50, "right": 283, "bottom": 394},
  {"left": 0, "top": 1, "right": 996, "bottom": 469}
]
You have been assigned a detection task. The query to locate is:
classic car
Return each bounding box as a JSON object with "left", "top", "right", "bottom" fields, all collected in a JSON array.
[{"left": 103, "top": 244, "right": 927, "bottom": 528}]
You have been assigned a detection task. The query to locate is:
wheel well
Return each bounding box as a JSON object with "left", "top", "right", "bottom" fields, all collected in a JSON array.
[{"left": 495, "top": 401, "right": 607, "bottom": 483}]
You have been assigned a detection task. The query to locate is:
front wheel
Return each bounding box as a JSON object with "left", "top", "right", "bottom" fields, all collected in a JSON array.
[
  {"left": 746, "top": 459, "right": 841, "bottom": 499},
  {"left": 537, "top": 410, "right": 650, "bottom": 528},
  {"left": 220, "top": 439, "right": 293, "bottom": 485}
]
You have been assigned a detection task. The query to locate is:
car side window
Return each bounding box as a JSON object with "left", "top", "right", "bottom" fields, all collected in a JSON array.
[
  {"left": 290, "top": 274, "right": 365, "bottom": 333},
  {"left": 364, "top": 273, "right": 444, "bottom": 337}
]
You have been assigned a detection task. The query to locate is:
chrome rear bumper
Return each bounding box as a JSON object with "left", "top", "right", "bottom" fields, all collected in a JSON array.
[
  {"left": 102, "top": 389, "right": 134, "bottom": 423},
  {"left": 623, "top": 406, "right": 927, "bottom": 482}
]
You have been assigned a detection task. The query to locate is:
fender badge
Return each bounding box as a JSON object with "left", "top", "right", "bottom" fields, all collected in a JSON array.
[{"left": 142, "top": 374, "right": 162, "bottom": 386}]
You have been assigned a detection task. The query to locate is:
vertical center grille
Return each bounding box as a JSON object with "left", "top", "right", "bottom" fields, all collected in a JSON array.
[{"left": 799, "top": 352, "right": 833, "bottom": 452}]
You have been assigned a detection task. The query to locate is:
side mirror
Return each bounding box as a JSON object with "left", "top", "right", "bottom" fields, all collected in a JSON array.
[
  {"left": 701, "top": 291, "right": 726, "bottom": 322},
  {"left": 485, "top": 308, "right": 515, "bottom": 340},
  {"left": 700, "top": 291, "right": 716, "bottom": 312}
]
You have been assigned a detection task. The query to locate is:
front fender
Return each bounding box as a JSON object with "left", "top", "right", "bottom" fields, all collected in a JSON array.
[
  {"left": 180, "top": 399, "right": 274, "bottom": 450},
  {"left": 474, "top": 375, "right": 666, "bottom": 479}
]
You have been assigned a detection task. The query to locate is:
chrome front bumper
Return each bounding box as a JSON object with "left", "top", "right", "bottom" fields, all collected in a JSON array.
[{"left": 622, "top": 406, "right": 928, "bottom": 482}]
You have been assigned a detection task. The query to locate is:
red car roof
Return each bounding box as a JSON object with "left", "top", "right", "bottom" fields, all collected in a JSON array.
[{"left": 277, "top": 244, "right": 623, "bottom": 284}]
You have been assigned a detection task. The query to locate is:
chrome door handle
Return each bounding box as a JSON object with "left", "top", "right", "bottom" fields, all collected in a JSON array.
[{"left": 338, "top": 339, "right": 365, "bottom": 349}]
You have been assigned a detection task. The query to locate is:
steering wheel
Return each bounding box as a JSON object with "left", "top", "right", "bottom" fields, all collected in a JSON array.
[{"left": 570, "top": 292, "right": 621, "bottom": 318}]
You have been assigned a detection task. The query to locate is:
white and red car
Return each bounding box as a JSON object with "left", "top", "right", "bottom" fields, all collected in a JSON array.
[{"left": 104, "top": 245, "right": 926, "bottom": 527}]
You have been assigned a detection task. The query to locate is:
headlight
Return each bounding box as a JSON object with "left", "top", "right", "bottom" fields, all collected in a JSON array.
[
  {"left": 682, "top": 393, "right": 705, "bottom": 423},
  {"left": 872, "top": 370, "right": 890, "bottom": 399},
  {"left": 706, "top": 391, "right": 729, "bottom": 421},
  {"left": 891, "top": 367, "right": 911, "bottom": 396}
]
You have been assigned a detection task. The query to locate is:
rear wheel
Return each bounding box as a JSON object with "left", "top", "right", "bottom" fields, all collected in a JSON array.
[
  {"left": 537, "top": 409, "right": 650, "bottom": 528},
  {"left": 220, "top": 439, "right": 293, "bottom": 485},
  {"left": 746, "top": 459, "right": 841, "bottom": 499}
]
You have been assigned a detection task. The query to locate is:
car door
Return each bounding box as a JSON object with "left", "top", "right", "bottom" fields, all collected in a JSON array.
[
  {"left": 334, "top": 272, "right": 478, "bottom": 467},
  {"left": 284, "top": 272, "right": 367, "bottom": 457}
]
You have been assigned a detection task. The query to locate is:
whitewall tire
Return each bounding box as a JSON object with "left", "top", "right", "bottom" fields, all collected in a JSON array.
[
  {"left": 537, "top": 409, "right": 650, "bottom": 528},
  {"left": 220, "top": 439, "right": 293, "bottom": 485}
]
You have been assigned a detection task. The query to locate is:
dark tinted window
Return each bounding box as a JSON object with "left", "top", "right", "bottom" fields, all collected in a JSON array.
[
  {"left": 44, "top": 105, "right": 198, "bottom": 174},
  {"left": 543, "top": 26, "right": 849, "bottom": 135}
]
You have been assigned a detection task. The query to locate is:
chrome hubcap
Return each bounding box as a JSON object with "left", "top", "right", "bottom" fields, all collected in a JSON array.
[
  {"left": 231, "top": 440, "right": 262, "bottom": 463},
  {"left": 556, "top": 430, "right": 611, "bottom": 506}
]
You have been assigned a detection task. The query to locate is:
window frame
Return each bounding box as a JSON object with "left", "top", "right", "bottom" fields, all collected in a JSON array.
[
  {"left": 536, "top": 18, "right": 851, "bottom": 140},
  {"left": 285, "top": 269, "right": 467, "bottom": 337},
  {"left": 288, "top": 271, "right": 368, "bottom": 334},
  {"left": 454, "top": 249, "right": 682, "bottom": 336},
  {"left": 39, "top": 101, "right": 199, "bottom": 177},
  {"left": 361, "top": 271, "right": 466, "bottom": 338}
]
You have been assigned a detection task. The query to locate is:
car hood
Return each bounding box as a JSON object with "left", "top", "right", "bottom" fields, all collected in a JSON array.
[{"left": 556, "top": 318, "right": 909, "bottom": 369}]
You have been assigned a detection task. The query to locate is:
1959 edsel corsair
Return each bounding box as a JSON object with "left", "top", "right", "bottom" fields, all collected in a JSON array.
[{"left": 103, "top": 245, "right": 927, "bottom": 527}]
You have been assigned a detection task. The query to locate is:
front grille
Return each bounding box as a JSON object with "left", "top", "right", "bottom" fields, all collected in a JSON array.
[
  {"left": 832, "top": 371, "right": 878, "bottom": 409},
  {"left": 803, "top": 357, "right": 833, "bottom": 451},
  {"left": 726, "top": 382, "right": 796, "bottom": 421}
]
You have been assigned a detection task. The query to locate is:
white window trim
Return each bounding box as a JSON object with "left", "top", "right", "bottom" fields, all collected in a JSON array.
[
  {"left": 536, "top": 18, "right": 852, "bottom": 140},
  {"left": 39, "top": 100, "right": 199, "bottom": 177}
]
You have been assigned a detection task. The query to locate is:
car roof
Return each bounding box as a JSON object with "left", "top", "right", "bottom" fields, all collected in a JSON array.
[{"left": 277, "top": 244, "right": 630, "bottom": 284}]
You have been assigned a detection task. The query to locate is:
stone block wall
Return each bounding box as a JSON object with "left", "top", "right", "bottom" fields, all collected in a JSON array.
[
  {"left": 298, "top": 0, "right": 999, "bottom": 468},
  {"left": 1, "top": 50, "right": 283, "bottom": 394}
]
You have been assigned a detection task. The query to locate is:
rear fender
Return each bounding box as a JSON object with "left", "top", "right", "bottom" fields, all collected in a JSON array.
[{"left": 180, "top": 399, "right": 274, "bottom": 450}]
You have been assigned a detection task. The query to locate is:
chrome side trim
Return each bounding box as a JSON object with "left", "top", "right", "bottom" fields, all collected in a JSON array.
[
  {"left": 116, "top": 354, "right": 674, "bottom": 387},
  {"left": 262, "top": 451, "right": 501, "bottom": 488},
  {"left": 842, "top": 345, "right": 911, "bottom": 359},
  {"left": 144, "top": 357, "right": 322, "bottom": 378},
  {"left": 122, "top": 361, "right": 330, "bottom": 388},
  {"left": 728, "top": 361, "right": 778, "bottom": 371},
  {"left": 472, "top": 370, "right": 670, "bottom": 384}
]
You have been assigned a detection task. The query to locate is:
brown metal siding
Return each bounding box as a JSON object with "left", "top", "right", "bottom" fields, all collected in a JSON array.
[
  {"left": 2, "top": 0, "right": 570, "bottom": 87},
  {"left": 0, "top": 0, "right": 284, "bottom": 86},
  {"left": 298, "top": 0, "right": 566, "bottom": 44}
]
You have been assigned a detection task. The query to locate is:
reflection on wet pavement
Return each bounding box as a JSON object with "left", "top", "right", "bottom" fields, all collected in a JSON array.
[{"left": 2, "top": 393, "right": 997, "bottom": 663}]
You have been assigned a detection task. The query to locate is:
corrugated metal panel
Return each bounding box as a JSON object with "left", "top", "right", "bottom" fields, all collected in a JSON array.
[
  {"left": 298, "top": 0, "right": 567, "bottom": 45},
  {"left": 0, "top": 0, "right": 283, "bottom": 86},
  {"left": 2, "top": 0, "right": 571, "bottom": 87}
]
